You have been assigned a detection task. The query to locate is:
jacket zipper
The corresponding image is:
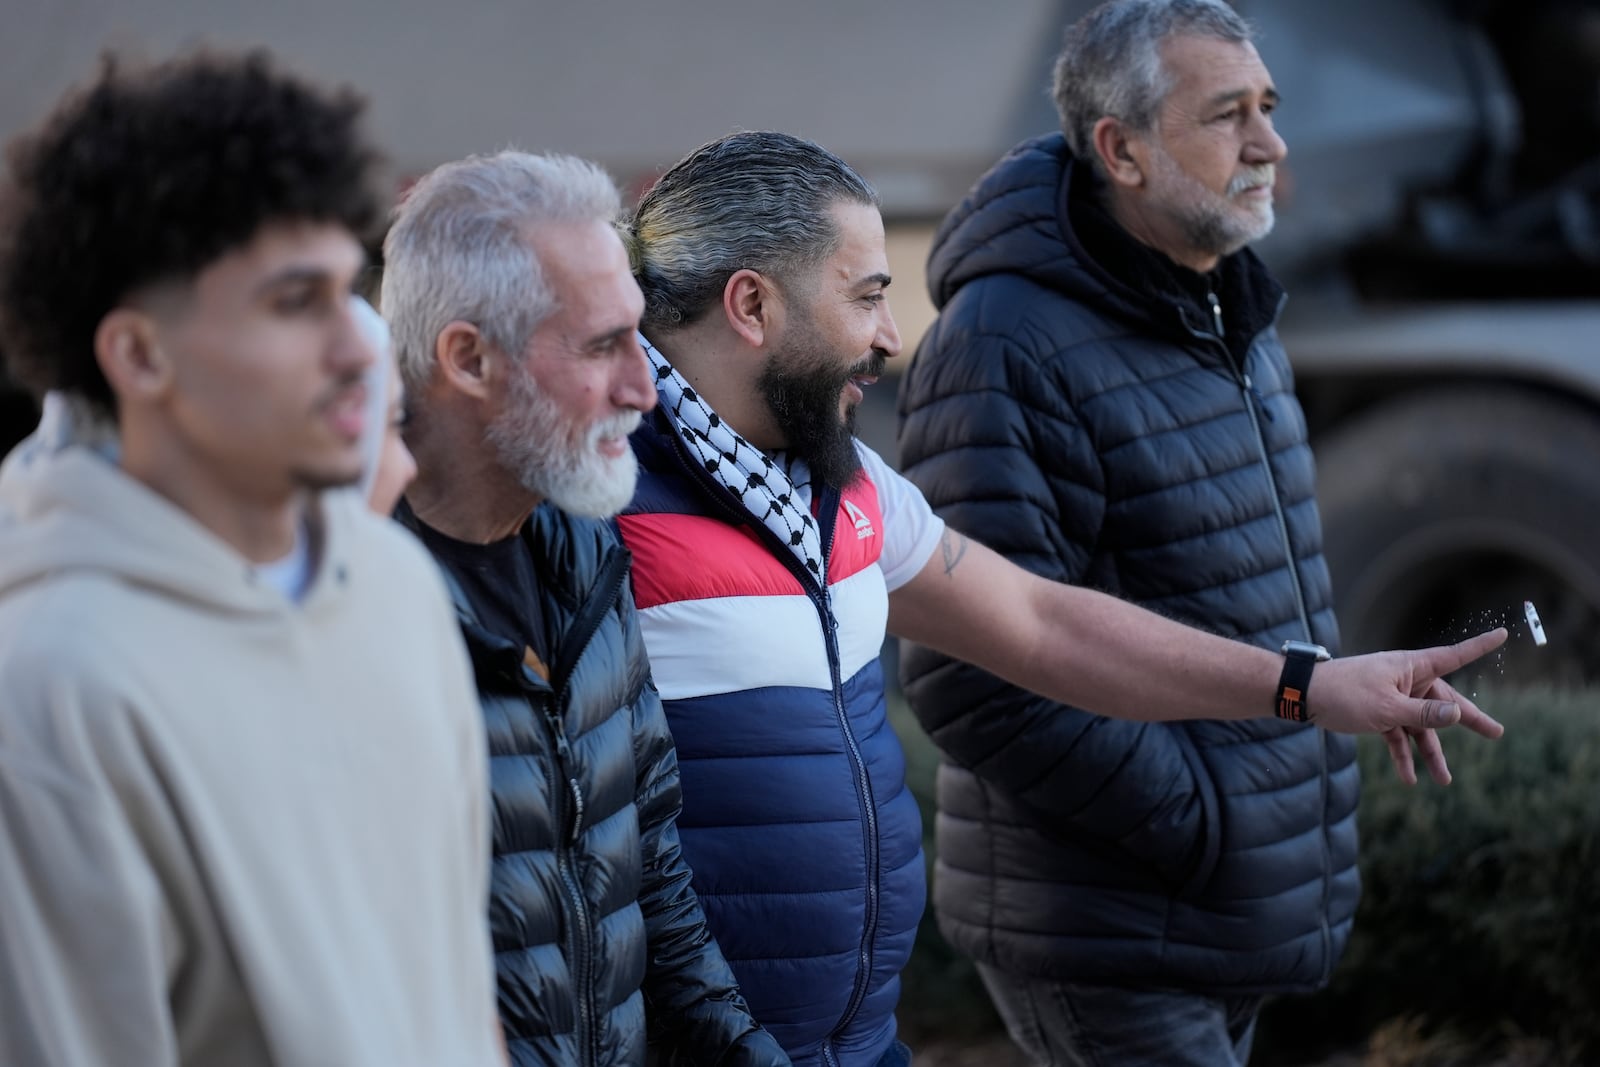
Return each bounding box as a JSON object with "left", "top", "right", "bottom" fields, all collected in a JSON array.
[
  {"left": 538, "top": 547, "right": 631, "bottom": 1067},
  {"left": 1198, "top": 293, "right": 1310, "bottom": 636},
  {"left": 1201, "top": 292, "right": 1334, "bottom": 979},
  {"left": 659, "top": 424, "right": 884, "bottom": 1057},
  {"left": 810, "top": 501, "right": 883, "bottom": 1065}
]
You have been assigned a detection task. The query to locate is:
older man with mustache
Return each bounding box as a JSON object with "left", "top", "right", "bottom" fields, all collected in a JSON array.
[
  {"left": 897, "top": 1, "right": 1369, "bottom": 1064},
  {"left": 620, "top": 117, "right": 1504, "bottom": 1067}
]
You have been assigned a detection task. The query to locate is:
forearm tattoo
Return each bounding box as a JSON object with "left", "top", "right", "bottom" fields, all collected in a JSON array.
[{"left": 940, "top": 530, "right": 969, "bottom": 577}]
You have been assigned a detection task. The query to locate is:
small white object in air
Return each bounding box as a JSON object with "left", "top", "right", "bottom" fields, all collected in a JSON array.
[{"left": 1523, "top": 600, "right": 1548, "bottom": 647}]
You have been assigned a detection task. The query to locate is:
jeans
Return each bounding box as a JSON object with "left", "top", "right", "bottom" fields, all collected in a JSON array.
[{"left": 977, "top": 964, "right": 1263, "bottom": 1067}]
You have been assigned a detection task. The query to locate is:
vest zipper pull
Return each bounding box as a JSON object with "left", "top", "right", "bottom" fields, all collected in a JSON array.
[{"left": 1244, "top": 374, "right": 1276, "bottom": 423}]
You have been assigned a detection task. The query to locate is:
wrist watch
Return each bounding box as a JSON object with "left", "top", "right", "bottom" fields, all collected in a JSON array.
[{"left": 1276, "top": 639, "right": 1331, "bottom": 722}]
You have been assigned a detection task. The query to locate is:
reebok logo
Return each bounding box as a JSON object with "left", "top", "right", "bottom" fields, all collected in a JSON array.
[{"left": 843, "top": 499, "right": 876, "bottom": 541}]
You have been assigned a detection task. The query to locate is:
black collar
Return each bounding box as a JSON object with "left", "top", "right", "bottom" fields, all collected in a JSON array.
[{"left": 1062, "top": 161, "right": 1283, "bottom": 366}]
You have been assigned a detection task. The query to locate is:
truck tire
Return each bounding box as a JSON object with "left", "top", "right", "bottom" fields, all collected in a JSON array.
[{"left": 1314, "top": 386, "right": 1600, "bottom": 686}]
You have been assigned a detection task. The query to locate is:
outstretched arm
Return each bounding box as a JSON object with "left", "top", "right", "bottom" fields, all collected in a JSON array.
[{"left": 889, "top": 527, "right": 1505, "bottom": 783}]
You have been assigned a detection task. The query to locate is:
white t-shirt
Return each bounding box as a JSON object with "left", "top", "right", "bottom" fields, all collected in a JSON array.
[
  {"left": 253, "top": 522, "right": 315, "bottom": 603},
  {"left": 788, "top": 439, "right": 944, "bottom": 593}
]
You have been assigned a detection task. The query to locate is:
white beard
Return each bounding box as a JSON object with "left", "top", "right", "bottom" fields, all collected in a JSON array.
[
  {"left": 486, "top": 362, "right": 641, "bottom": 519},
  {"left": 1149, "top": 146, "right": 1275, "bottom": 259}
]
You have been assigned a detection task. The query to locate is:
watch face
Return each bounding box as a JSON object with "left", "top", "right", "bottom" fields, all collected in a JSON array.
[{"left": 1282, "top": 640, "right": 1332, "bottom": 661}]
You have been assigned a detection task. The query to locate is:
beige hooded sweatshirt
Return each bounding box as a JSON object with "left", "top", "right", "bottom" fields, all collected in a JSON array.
[{"left": 0, "top": 442, "right": 501, "bottom": 1066}]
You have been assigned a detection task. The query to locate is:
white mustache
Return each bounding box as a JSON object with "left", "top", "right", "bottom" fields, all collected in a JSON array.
[
  {"left": 587, "top": 409, "right": 642, "bottom": 445},
  {"left": 1228, "top": 166, "right": 1275, "bottom": 196}
]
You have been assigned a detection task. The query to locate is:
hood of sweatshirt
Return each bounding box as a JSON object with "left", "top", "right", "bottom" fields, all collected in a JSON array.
[{"left": 0, "top": 438, "right": 364, "bottom": 618}]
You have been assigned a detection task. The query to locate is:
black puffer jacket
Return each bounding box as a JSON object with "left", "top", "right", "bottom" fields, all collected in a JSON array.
[
  {"left": 400, "top": 502, "right": 788, "bottom": 1066},
  {"left": 896, "top": 133, "right": 1359, "bottom": 994}
]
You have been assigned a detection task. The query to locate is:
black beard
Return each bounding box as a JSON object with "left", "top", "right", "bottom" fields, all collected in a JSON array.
[{"left": 757, "top": 357, "right": 864, "bottom": 491}]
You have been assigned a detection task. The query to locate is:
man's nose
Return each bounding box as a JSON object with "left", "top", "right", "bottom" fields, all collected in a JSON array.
[
  {"left": 877, "top": 300, "right": 903, "bottom": 362},
  {"left": 336, "top": 299, "right": 379, "bottom": 377},
  {"left": 1245, "top": 114, "right": 1287, "bottom": 165},
  {"left": 615, "top": 333, "right": 658, "bottom": 414}
]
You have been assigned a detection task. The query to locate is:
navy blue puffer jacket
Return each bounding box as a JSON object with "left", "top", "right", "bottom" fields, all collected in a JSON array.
[
  {"left": 896, "top": 133, "right": 1359, "bottom": 994},
  {"left": 399, "top": 502, "right": 788, "bottom": 1066}
]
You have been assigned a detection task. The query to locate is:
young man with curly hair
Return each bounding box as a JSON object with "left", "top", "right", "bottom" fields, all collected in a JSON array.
[{"left": 0, "top": 53, "right": 503, "bottom": 1066}]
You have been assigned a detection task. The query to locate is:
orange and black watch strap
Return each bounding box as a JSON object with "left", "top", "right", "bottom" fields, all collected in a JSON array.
[{"left": 1276, "top": 640, "right": 1329, "bottom": 722}]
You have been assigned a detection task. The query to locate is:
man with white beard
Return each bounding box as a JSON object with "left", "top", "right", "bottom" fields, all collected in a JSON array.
[
  {"left": 379, "top": 151, "right": 788, "bottom": 1067},
  {"left": 897, "top": 1, "right": 1367, "bottom": 1063}
]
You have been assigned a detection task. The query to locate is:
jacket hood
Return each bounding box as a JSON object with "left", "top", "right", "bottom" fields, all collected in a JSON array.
[
  {"left": 926, "top": 133, "right": 1111, "bottom": 312},
  {"left": 0, "top": 439, "right": 357, "bottom": 618}
]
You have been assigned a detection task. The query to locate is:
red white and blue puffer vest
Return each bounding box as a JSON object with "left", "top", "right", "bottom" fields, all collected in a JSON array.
[{"left": 617, "top": 406, "right": 926, "bottom": 1067}]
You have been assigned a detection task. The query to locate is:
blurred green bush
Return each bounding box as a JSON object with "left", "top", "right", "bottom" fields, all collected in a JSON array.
[
  {"left": 1258, "top": 684, "right": 1600, "bottom": 1062},
  {"left": 891, "top": 685, "right": 1600, "bottom": 1061}
]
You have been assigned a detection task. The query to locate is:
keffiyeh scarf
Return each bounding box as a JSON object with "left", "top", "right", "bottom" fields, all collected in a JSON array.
[{"left": 642, "top": 336, "right": 826, "bottom": 581}]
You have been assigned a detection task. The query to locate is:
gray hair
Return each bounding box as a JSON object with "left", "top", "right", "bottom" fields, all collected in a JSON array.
[
  {"left": 380, "top": 150, "right": 621, "bottom": 388},
  {"left": 1053, "top": 0, "right": 1253, "bottom": 164},
  {"left": 624, "top": 131, "right": 878, "bottom": 335}
]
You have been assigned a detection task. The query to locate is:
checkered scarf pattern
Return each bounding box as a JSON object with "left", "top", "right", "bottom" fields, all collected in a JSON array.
[{"left": 641, "top": 335, "right": 825, "bottom": 580}]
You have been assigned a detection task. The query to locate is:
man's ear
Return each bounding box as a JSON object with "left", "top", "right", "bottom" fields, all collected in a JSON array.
[
  {"left": 434, "top": 320, "right": 496, "bottom": 400},
  {"left": 94, "top": 307, "right": 169, "bottom": 404},
  {"left": 722, "top": 268, "right": 778, "bottom": 349},
  {"left": 1092, "top": 116, "right": 1148, "bottom": 190}
]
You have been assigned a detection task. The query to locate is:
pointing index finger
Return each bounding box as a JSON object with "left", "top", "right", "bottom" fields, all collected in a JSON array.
[{"left": 1415, "top": 627, "right": 1508, "bottom": 679}]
